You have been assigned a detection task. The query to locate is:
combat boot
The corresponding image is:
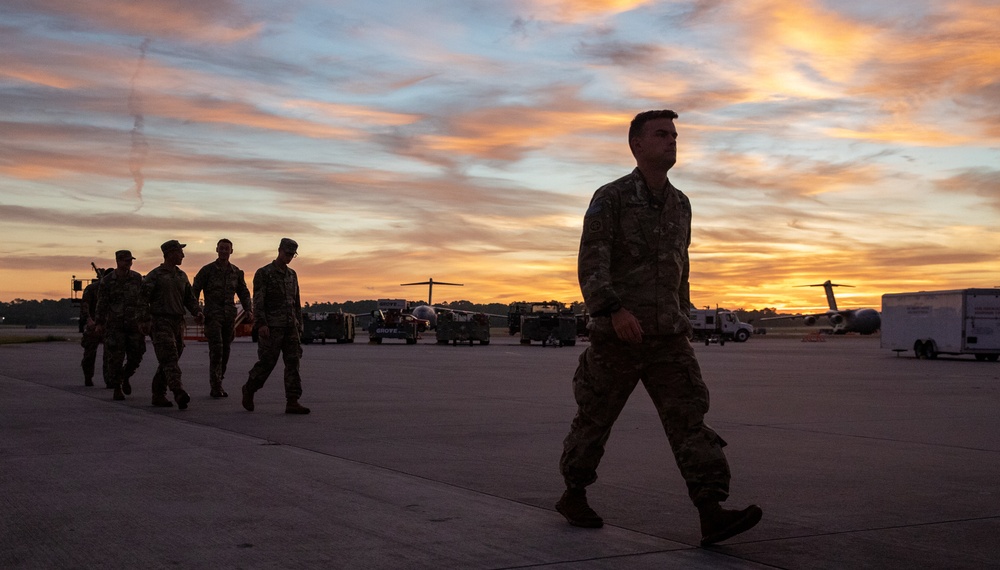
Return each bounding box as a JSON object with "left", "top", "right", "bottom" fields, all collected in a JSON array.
[
  {"left": 210, "top": 388, "right": 228, "bottom": 398},
  {"left": 285, "top": 400, "right": 310, "bottom": 414},
  {"left": 175, "top": 390, "right": 191, "bottom": 410},
  {"left": 241, "top": 384, "right": 254, "bottom": 412},
  {"left": 698, "top": 502, "right": 763, "bottom": 546},
  {"left": 121, "top": 377, "right": 132, "bottom": 396},
  {"left": 84, "top": 376, "right": 94, "bottom": 387},
  {"left": 555, "top": 488, "right": 603, "bottom": 528},
  {"left": 113, "top": 385, "right": 125, "bottom": 401},
  {"left": 151, "top": 394, "right": 173, "bottom": 407}
]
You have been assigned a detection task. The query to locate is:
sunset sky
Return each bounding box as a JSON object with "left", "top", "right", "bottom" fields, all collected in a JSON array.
[{"left": 2, "top": 0, "right": 998, "bottom": 312}]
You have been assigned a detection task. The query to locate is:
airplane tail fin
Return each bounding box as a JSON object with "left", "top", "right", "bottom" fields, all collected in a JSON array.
[{"left": 802, "top": 280, "right": 853, "bottom": 311}]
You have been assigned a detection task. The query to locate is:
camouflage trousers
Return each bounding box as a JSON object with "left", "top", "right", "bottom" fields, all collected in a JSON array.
[
  {"left": 103, "top": 325, "right": 146, "bottom": 389},
  {"left": 80, "top": 327, "right": 103, "bottom": 385},
  {"left": 246, "top": 326, "right": 302, "bottom": 400},
  {"left": 150, "top": 316, "right": 187, "bottom": 396},
  {"left": 204, "top": 315, "right": 236, "bottom": 390},
  {"left": 559, "top": 330, "right": 731, "bottom": 505}
]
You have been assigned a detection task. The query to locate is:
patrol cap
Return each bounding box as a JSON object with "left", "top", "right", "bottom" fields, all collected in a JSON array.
[
  {"left": 160, "top": 240, "right": 186, "bottom": 254},
  {"left": 279, "top": 238, "right": 298, "bottom": 253},
  {"left": 115, "top": 250, "right": 136, "bottom": 260}
]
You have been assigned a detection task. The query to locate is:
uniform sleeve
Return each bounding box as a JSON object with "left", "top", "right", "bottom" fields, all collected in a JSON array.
[
  {"left": 94, "top": 282, "right": 108, "bottom": 326},
  {"left": 252, "top": 267, "right": 267, "bottom": 328},
  {"left": 293, "top": 271, "right": 302, "bottom": 328},
  {"left": 191, "top": 266, "right": 207, "bottom": 303},
  {"left": 679, "top": 197, "right": 692, "bottom": 312},
  {"left": 577, "top": 190, "right": 622, "bottom": 317},
  {"left": 236, "top": 269, "right": 252, "bottom": 312},
  {"left": 183, "top": 278, "right": 200, "bottom": 316}
]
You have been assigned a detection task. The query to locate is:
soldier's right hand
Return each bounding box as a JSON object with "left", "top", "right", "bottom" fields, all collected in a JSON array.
[
  {"left": 611, "top": 307, "right": 644, "bottom": 344},
  {"left": 258, "top": 325, "right": 270, "bottom": 341}
]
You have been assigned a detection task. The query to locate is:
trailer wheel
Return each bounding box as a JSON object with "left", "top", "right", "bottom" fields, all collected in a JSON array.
[{"left": 914, "top": 341, "right": 926, "bottom": 359}]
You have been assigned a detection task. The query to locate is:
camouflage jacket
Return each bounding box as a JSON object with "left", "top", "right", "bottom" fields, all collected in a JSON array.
[
  {"left": 142, "top": 264, "right": 200, "bottom": 318},
  {"left": 192, "top": 260, "right": 251, "bottom": 321},
  {"left": 578, "top": 168, "right": 692, "bottom": 336},
  {"left": 80, "top": 281, "right": 99, "bottom": 322},
  {"left": 95, "top": 269, "right": 148, "bottom": 328},
  {"left": 252, "top": 261, "right": 301, "bottom": 329}
]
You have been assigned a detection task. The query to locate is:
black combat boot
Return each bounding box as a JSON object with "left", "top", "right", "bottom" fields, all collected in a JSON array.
[
  {"left": 113, "top": 385, "right": 125, "bottom": 401},
  {"left": 85, "top": 376, "right": 94, "bottom": 387},
  {"left": 151, "top": 394, "right": 173, "bottom": 407},
  {"left": 121, "top": 377, "right": 132, "bottom": 395},
  {"left": 241, "top": 384, "right": 254, "bottom": 412},
  {"left": 698, "top": 502, "right": 763, "bottom": 546},
  {"left": 175, "top": 390, "right": 191, "bottom": 410},
  {"left": 285, "top": 400, "right": 310, "bottom": 414},
  {"left": 555, "top": 488, "right": 604, "bottom": 528}
]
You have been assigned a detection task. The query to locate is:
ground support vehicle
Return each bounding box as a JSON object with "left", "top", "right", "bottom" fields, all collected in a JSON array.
[
  {"left": 689, "top": 309, "right": 754, "bottom": 345},
  {"left": 881, "top": 289, "right": 1000, "bottom": 361},
  {"left": 435, "top": 312, "right": 490, "bottom": 345},
  {"left": 301, "top": 312, "right": 356, "bottom": 344},
  {"left": 511, "top": 302, "right": 576, "bottom": 347},
  {"left": 368, "top": 299, "right": 420, "bottom": 345}
]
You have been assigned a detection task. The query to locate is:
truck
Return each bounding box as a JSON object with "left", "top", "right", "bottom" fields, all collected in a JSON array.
[
  {"left": 368, "top": 299, "right": 423, "bottom": 345},
  {"left": 301, "top": 311, "right": 356, "bottom": 344},
  {"left": 435, "top": 311, "right": 490, "bottom": 346},
  {"left": 510, "top": 302, "right": 577, "bottom": 347},
  {"left": 689, "top": 308, "right": 754, "bottom": 345},
  {"left": 880, "top": 289, "right": 1000, "bottom": 361}
]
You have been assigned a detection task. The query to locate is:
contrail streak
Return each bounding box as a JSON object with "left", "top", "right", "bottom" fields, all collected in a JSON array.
[{"left": 127, "top": 39, "right": 150, "bottom": 210}]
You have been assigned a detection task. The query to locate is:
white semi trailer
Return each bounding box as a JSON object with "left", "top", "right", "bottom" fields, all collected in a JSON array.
[{"left": 880, "top": 289, "right": 1000, "bottom": 361}]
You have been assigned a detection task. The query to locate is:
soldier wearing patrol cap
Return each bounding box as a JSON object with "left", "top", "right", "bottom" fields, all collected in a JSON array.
[
  {"left": 242, "top": 237, "right": 310, "bottom": 414},
  {"left": 95, "top": 250, "right": 148, "bottom": 401},
  {"left": 141, "top": 240, "right": 202, "bottom": 409},
  {"left": 192, "top": 238, "right": 253, "bottom": 398},
  {"left": 556, "top": 110, "right": 762, "bottom": 545}
]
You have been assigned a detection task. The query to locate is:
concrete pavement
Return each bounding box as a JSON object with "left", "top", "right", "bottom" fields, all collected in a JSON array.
[{"left": 2, "top": 332, "right": 999, "bottom": 568}]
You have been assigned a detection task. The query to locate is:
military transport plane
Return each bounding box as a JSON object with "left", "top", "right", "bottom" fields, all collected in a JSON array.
[
  {"left": 401, "top": 278, "right": 507, "bottom": 330},
  {"left": 401, "top": 278, "right": 464, "bottom": 329},
  {"left": 763, "top": 280, "right": 881, "bottom": 335}
]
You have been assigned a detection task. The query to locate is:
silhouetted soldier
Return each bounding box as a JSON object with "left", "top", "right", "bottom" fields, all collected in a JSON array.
[
  {"left": 242, "top": 238, "right": 309, "bottom": 414},
  {"left": 557, "top": 110, "right": 762, "bottom": 546},
  {"left": 95, "top": 252, "right": 148, "bottom": 401},
  {"left": 142, "top": 240, "right": 202, "bottom": 409},
  {"left": 79, "top": 270, "right": 108, "bottom": 387},
  {"left": 192, "top": 238, "right": 252, "bottom": 398}
]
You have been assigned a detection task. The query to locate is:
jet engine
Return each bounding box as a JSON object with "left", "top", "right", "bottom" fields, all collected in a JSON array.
[
  {"left": 829, "top": 313, "right": 844, "bottom": 325},
  {"left": 803, "top": 316, "right": 817, "bottom": 326}
]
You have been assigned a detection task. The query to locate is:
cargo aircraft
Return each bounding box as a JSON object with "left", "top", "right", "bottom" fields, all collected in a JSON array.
[
  {"left": 762, "top": 280, "right": 881, "bottom": 335},
  {"left": 401, "top": 278, "right": 506, "bottom": 330}
]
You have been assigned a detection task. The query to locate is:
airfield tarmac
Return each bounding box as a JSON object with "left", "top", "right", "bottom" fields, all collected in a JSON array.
[{"left": 2, "top": 331, "right": 999, "bottom": 569}]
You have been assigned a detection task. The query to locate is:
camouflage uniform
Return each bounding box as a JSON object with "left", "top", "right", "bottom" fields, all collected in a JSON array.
[
  {"left": 142, "top": 264, "right": 200, "bottom": 399},
  {"left": 79, "top": 280, "right": 105, "bottom": 386},
  {"left": 193, "top": 260, "right": 251, "bottom": 392},
  {"left": 560, "top": 168, "right": 731, "bottom": 505},
  {"left": 245, "top": 260, "right": 303, "bottom": 400},
  {"left": 95, "top": 269, "right": 148, "bottom": 390}
]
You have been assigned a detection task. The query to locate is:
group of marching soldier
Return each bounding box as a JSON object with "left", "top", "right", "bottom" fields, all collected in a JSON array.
[{"left": 78, "top": 237, "right": 309, "bottom": 414}]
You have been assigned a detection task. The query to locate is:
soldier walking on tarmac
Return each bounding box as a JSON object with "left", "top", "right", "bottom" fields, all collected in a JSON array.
[
  {"left": 192, "top": 238, "right": 253, "bottom": 398},
  {"left": 79, "top": 268, "right": 110, "bottom": 387},
  {"left": 556, "top": 110, "right": 762, "bottom": 546},
  {"left": 95, "top": 251, "right": 148, "bottom": 401},
  {"left": 242, "top": 238, "right": 310, "bottom": 414},
  {"left": 142, "top": 240, "right": 203, "bottom": 409}
]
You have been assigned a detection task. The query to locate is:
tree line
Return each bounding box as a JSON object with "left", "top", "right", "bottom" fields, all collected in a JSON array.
[{"left": 1, "top": 297, "right": 789, "bottom": 327}]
